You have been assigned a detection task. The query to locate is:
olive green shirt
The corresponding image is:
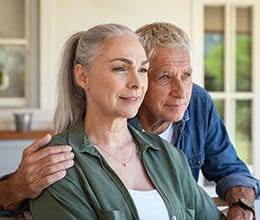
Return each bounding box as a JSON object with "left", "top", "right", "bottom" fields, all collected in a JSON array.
[{"left": 30, "top": 122, "right": 225, "bottom": 220}]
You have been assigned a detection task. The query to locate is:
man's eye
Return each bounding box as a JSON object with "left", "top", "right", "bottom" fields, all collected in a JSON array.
[
  {"left": 159, "top": 74, "right": 172, "bottom": 80},
  {"left": 183, "top": 72, "right": 192, "bottom": 79}
]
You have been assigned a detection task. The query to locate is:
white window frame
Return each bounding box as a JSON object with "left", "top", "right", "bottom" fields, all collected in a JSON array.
[
  {"left": 191, "top": 0, "right": 260, "bottom": 182},
  {"left": 0, "top": 0, "right": 39, "bottom": 108}
]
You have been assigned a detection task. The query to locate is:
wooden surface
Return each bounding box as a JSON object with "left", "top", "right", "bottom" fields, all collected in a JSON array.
[
  {"left": 0, "top": 131, "right": 52, "bottom": 140},
  {"left": 212, "top": 197, "right": 228, "bottom": 207}
]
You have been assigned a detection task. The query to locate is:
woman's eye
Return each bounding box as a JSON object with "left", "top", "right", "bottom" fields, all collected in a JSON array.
[
  {"left": 112, "top": 66, "right": 126, "bottom": 72},
  {"left": 139, "top": 67, "right": 148, "bottom": 73}
]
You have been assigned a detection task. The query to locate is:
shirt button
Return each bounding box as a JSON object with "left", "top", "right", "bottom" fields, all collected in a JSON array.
[
  {"left": 196, "top": 160, "right": 201, "bottom": 165},
  {"left": 172, "top": 215, "right": 176, "bottom": 220}
]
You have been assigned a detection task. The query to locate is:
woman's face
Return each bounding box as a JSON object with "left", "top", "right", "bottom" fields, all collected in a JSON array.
[{"left": 83, "top": 35, "right": 149, "bottom": 119}]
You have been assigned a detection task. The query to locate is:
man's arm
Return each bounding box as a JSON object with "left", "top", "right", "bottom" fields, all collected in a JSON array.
[{"left": 0, "top": 134, "right": 74, "bottom": 210}]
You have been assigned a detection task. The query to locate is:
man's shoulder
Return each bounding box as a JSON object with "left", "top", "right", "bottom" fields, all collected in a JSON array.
[
  {"left": 185, "top": 83, "right": 215, "bottom": 121},
  {"left": 192, "top": 83, "right": 210, "bottom": 96},
  {"left": 190, "top": 83, "right": 213, "bottom": 104}
]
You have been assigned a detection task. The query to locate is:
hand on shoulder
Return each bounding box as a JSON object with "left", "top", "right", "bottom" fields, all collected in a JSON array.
[{"left": 0, "top": 134, "right": 74, "bottom": 210}]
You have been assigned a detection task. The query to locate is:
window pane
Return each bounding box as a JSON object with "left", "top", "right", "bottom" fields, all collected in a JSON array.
[
  {"left": 213, "top": 99, "right": 224, "bottom": 120},
  {"left": 0, "top": 45, "right": 25, "bottom": 97},
  {"left": 236, "top": 7, "right": 252, "bottom": 92},
  {"left": 204, "top": 6, "right": 225, "bottom": 91},
  {"left": 0, "top": 0, "right": 25, "bottom": 38},
  {"left": 235, "top": 100, "right": 252, "bottom": 164}
]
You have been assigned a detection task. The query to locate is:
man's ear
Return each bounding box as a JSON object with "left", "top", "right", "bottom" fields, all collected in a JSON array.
[{"left": 74, "top": 64, "right": 89, "bottom": 89}]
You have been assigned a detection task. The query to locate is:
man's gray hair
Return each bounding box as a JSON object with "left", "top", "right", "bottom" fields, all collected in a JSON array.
[{"left": 135, "top": 22, "right": 192, "bottom": 59}]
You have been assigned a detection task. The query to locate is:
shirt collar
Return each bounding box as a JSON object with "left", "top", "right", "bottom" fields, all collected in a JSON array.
[{"left": 66, "top": 121, "right": 159, "bottom": 154}]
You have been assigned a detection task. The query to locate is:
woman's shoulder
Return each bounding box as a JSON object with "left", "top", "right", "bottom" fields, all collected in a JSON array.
[{"left": 48, "top": 131, "right": 69, "bottom": 146}]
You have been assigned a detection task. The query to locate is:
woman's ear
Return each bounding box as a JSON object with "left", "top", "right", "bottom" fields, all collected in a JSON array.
[{"left": 74, "top": 64, "right": 89, "bottom": 89}]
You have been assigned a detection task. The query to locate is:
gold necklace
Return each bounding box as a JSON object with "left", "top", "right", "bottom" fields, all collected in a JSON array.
[{"left": 93, "top": 144, "right": 136, "bottom": 167}]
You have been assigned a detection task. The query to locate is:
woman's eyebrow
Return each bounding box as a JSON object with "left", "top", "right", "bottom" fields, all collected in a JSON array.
[
  {"left": 109, "top": 58, "right": 132, "bottom": 64},
  {"left": 109, "top": 58, "right": 149, "bottom": 65}
]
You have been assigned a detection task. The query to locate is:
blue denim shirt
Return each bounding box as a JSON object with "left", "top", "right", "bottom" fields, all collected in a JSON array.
[{"left": 129, "top": 83, "right": 260, "bottom": 200}]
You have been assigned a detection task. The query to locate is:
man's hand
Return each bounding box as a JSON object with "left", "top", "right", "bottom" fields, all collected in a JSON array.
[
  {"left": 225, "top": 186, "right": 255, "bottom": 220},
  {"left": 226, "top": 205, "right": 254, "bottom": 220},
  {"left": 0, "top": 134, "right": 74, "bottom": 210}
]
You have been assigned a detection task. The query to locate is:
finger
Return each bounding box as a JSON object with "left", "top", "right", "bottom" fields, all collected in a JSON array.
[
  {"left": 18, "top": 146, "right": 73, "bottom": 180},
  {"left": 28, "top": 151, "right": 74, "bottom": 178},
  {"left": 33, "top": 159, "right": 75, "bottom": 183},
  {"left": 227, "top": 206, "right": 254, "bottom": 219},
  {"left": 28, "top": 170, "right": 67, "bottom": 199},
  {"left": 28, "top": 145, "right": 73, "bottom": 163},
  {"left": 21, "top": 156, "right": 74, "bottom": 197},
  {"left": 24, "top": 134, "right": 52, "bottom": 155}
]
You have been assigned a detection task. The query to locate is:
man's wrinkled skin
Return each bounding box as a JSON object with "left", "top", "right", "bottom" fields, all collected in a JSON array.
[
  {"left": 226, "top": 186, "right": 255, "bottom": 220},
  {"left": 0, "top": 134, "right": 74, "bottom": 210}
]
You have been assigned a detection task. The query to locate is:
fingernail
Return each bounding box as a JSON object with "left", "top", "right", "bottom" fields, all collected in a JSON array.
[{"left": 61, "top": 170, "right": 66, "bottom": 176}]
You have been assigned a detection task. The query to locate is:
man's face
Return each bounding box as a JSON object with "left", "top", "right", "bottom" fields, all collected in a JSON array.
[{"left": 140, "top": 47, "right": 193, "bottom": 123}]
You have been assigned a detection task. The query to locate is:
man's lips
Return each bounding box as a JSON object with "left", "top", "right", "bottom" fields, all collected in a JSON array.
[{"left": 165, "top": 102, "right": 185, "bottom": 108}]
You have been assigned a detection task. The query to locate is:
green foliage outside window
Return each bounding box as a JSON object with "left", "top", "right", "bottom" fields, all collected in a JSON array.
[
  {"left": 204, "top": 33, "right": 252, "bottom": 164},
  {"left": 236, "top": 35, "right": 252, "bottom": 91},
  {"left": 204, "top": 33, "right": 224, "bottom": 91}
]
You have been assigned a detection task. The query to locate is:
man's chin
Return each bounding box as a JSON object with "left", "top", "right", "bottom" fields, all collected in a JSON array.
[{"left": 163, "top": 114, "right": 184, "bottom": 123}]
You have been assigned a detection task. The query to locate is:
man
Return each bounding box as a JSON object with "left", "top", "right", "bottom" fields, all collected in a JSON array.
[
  {"left": 130, "top": 22, "right": 259, "bottom": 219},
  {"left": 0, "top": 22, "right": 259, "bottom": 219}
]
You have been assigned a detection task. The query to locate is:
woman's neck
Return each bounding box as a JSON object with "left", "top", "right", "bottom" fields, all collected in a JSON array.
[{"left": 84, "top": 114, "right": 131, "bottom": 149}]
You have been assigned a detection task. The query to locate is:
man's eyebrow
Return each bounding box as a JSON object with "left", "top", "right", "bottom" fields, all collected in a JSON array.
[{"left": 109, "top": 58, "right": 149, "bottom": 65}]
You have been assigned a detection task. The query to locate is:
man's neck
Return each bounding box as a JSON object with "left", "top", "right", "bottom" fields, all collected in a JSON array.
[{"left": 137, "top": 113, "right": 171, "bottom": 134}]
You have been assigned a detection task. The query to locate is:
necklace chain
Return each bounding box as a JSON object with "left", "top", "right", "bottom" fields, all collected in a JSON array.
[{"left": 93, "top": 144, "right": 136, "bottom": 167}]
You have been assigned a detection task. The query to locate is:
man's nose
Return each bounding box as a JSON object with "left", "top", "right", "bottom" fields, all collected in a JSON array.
[{"left": 170, "top": 78, "right": 186, "bottom": 98}]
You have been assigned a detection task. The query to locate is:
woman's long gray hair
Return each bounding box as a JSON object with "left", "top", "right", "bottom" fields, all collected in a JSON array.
[{"left": 54, "top": 24, "right": 140, "bottom": 133}]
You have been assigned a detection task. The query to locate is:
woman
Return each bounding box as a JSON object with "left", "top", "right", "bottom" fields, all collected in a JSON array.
[{"left": 30, "top": 23, "right": 225, "bottom": 219}]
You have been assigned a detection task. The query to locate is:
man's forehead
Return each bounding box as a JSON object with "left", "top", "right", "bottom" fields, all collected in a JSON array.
[
  {"left": 151, "top": 48, "right": 191, "bottom": 68},
  {"left": 155, "top": 47, "right": 190, "bottom": 58}
]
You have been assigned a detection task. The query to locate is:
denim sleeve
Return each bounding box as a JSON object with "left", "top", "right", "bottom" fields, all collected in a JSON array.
[
  {"left": 216, "top": 173, "right": 260, "bottom": 200},
  {"left": 201, "top": 96, "right": 260, "bottom": 200}
]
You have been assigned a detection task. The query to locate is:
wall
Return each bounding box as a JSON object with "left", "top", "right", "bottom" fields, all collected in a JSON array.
[{"left": 0, "top": 139, "right": 33, "bottom": 176}]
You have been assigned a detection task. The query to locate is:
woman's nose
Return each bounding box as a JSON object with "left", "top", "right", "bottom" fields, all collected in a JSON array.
[{"left": 127, "top": 72, "right": 142, "bottom": 89}]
